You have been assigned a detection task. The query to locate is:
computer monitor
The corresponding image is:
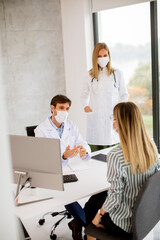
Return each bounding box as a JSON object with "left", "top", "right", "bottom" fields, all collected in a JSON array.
[{"left": 9, "top": 135, "right": 64, "bottom": 192}]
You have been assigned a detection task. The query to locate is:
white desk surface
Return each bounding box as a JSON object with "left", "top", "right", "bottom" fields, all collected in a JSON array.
[{"left": 15, "top": 147, "right": 113, "bottom": 220}]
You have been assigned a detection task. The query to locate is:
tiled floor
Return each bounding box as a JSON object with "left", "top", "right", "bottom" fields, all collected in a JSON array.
[
  {"left": 23, "top": 212, "right": 75, "bottom": 240},
  {"left": 22, "top": 197, "right": 160, "bottom": 240}
]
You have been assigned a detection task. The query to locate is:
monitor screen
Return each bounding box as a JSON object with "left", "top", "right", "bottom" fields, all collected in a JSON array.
[{"left": 9, "top": 135, "right": 64, "bottom": 191}]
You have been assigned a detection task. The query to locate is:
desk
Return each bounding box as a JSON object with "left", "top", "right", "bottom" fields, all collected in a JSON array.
[{"left": 15, "top": 147, "right": 113, "bottom": 220}]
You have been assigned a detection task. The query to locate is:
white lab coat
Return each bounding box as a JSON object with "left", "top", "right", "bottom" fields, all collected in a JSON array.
[
  {"left": 34, "top": 117, "right": 91, "bottom": 165},
  {"left": 81, "top": 68, "right": 129, "bottom": 145}
]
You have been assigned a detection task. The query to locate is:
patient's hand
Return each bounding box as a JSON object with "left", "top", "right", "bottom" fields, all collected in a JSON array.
[
  {"left": 63, "top": 145, "right": 79, "bottom": 159},
  {"left": 92, "top": 208, "right": 107, "bottom": 228},
  {"left": 92, "top": 212, "right": 104, "bottom": 228}
]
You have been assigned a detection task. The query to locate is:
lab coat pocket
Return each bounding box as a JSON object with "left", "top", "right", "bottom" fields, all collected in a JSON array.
[
  {"left": 86, "top": 112, "right": 94, "bottom": 124},
  {"left": 86, "top": 111, "right": 95, "bottom": 129},
  {"left": 85, "top": 112, "right": 93, "bottom": 116}
]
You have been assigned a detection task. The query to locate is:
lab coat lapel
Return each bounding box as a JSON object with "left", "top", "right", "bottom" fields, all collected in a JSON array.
[
  {"left": 46, "top": 118, "right": 60, "bottom": 139},
  {"left": 61, "top": 121, "right": 70, "bottom": 142}
]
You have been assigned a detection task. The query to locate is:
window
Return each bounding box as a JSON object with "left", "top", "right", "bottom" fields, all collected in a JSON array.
[{"left": 98, "top": 2, "right": 153, "bottom": 138}]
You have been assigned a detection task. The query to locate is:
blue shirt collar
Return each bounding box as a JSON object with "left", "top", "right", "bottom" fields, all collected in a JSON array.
[{"left": 48, "top": 116, "right": 64, "bottom": 138}]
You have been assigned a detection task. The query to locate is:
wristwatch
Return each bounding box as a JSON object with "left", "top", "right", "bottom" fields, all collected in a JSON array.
[{"left": 98, "top": 209, "right": 103, "bottom": 216}]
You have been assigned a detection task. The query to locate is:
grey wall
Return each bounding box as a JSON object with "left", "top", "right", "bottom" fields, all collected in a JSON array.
[{"left": 0, "top": 0, "right": 66, "bottom": 135}]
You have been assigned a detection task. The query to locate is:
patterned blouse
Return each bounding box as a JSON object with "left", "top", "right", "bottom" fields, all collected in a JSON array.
[{"left": 102, "top": 144, "right": 159, "bottom": 233}]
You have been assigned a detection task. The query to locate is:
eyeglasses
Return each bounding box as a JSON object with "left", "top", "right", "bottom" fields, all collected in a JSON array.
[
  {"left": 109, "top": 115, "right": 113, "bottom": 121},
  {"left": 110, "top": 115, "right": 116, "bottom": 121}
]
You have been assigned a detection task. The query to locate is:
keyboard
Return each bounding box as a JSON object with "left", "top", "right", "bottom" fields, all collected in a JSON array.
[{"left": 63, "top": 174, "right": 78, "bottom": 183}]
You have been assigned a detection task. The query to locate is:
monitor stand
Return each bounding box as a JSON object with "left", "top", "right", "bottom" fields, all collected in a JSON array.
[{"left": 14, "top": 171, "right": 53, "bottom": 206}]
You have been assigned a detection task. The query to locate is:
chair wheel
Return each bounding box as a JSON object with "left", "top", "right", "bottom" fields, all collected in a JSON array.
[
  {"left": 50, "top": 234, "right": 57, "bottom": 240},
  {"left": 38, "top": 219, "right": 45, "bottom": 225},
  {"left": 51, "top": 212, "right": 59, "bottom": 217}
]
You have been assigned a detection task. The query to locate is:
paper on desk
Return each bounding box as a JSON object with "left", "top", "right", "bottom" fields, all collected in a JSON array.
[
  {"left": 63, "top": 156, "right": 89, "bottom": 173},
  {"left": 63, "top": 164, "right": 72, "bottom": 173},
  {"left": 15, "top": 187, "right": 54, "bottom": 205}
]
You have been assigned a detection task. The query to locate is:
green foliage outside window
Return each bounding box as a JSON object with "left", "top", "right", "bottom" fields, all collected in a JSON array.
[{"left": 127, "top": 61, "right": 160, "bottom": 137}]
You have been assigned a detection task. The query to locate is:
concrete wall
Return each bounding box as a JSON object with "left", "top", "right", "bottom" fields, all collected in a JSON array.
[{"left": 0, "top": 0, "right": 66, "bottom": 135}]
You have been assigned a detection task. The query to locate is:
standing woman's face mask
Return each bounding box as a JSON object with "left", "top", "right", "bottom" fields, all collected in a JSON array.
[{"left": 97, "top": 48, "right": 109, "bottom": 69}]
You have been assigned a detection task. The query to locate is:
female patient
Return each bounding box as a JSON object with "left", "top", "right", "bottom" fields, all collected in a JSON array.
[
  {"left": 68, "top": 102, "right": 159, "bottom": 240},
  {"left": 87, "top": 101, "right": 159, "bottom": 239}
]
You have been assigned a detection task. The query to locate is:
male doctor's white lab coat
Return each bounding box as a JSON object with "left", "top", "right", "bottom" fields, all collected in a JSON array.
[
  {"left": 81, "top": 69, "right": 129, "bottom": 146},
  {"left": 34, "top": 117, "right": 91, "bottom": 165}
]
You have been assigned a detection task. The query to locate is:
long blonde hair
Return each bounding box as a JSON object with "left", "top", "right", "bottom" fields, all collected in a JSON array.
[
  {"left": 113, "top": 102, "right": 158, "bottom": 173},
  {"left": 89, "top": 42, "right": 114, "bottom": 80}
]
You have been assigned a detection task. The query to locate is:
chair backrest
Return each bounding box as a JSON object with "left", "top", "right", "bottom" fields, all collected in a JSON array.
[
  {"left": 25, "top": 125, "right": 37, "bottom": 137},
  {"left": 132, "top": 170, "right": 160, "bottom": 240}
]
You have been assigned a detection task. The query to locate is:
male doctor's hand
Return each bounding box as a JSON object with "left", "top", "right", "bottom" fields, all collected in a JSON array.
[
  {"left": 79, "top": 145, "right": 87, "bottom": 159},
  {"left": 63, "top": 145, "right": 80, "bottom": 159}
]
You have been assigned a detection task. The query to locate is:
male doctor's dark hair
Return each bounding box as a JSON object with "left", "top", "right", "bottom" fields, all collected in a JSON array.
[{"left": 50, "top": 95, "right": 72, "bottom": 108}]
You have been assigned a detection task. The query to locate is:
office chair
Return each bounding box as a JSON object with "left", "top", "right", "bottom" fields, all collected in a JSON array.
[
  {"left": 25, "top": 125, "right": 37, "bottom": 137},
  {"left": 25, "top": 125, "right": 72, "bottom": 240},
  {"left": 85, "top": 170, "right": 160, "bottom": 240}
]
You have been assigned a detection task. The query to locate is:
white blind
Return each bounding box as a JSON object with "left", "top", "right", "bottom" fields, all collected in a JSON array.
[{"left": 92, "top": 0, "right": 155, "bottom": 12}]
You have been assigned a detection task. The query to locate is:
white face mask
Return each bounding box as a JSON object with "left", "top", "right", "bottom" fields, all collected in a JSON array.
[
  {"left": 55, "top": 111, "right": 68, "bottom": 123},
  {"left": 97, "top": 56, "right": 109, "bottom": 68}
]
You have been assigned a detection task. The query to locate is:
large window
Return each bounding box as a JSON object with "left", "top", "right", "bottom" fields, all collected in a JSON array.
[{"left": 99, "top": 2, "right": 153, "bottom": 137}]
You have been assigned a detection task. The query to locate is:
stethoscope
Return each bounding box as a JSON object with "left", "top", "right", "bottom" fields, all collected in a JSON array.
[{"left": 91, "top": 71, "right": 117, "bottom": 89}]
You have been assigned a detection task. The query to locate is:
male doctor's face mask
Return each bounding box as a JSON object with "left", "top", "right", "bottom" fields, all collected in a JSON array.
[
  {"left": 55, "top": 111, "right": 68, "bottom": 123},
  {"left": 97, "top": 56, "right": 109, "bottom": 69}
]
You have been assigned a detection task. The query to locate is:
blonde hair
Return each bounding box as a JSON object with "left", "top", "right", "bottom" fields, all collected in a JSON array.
[
  {"left": 89, "top": 42, "right": 115, "bottom": 80},
  {"left": 113, "top": 102, "right": 158, "bottom": 174}
]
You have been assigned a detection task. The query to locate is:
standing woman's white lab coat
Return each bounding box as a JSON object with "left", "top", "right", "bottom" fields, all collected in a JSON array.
[{"left": 81, "top": 68, "right": 129, "bottom": 145}]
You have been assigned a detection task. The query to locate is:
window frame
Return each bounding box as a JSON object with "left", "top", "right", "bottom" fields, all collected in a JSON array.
[
  {"left": 92, "top": 0, "right": 160, "bottom": 152},
  {"left": 150, "top": 0, "right": 159, "bottom": 152}
]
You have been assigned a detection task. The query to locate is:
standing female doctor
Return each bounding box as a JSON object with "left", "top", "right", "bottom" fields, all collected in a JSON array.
[{"left": 81, "top": 42, "right": 129, "bottom": 151}]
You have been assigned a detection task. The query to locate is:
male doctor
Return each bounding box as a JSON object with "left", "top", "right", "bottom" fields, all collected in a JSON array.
[
  {"left": 35, "top": 95, "right": 91, "bottom": 240},
  {"left": 34, "top": 94, "right": 91, "bottom": 164}
]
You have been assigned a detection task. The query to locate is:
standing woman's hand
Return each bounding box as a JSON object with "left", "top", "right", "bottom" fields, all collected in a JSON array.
[{"left": 84, "top": 106, "right": 92, "bottom": 112}]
